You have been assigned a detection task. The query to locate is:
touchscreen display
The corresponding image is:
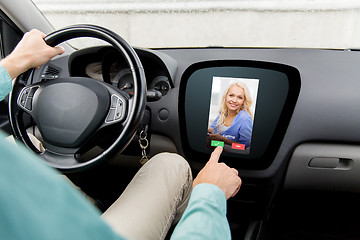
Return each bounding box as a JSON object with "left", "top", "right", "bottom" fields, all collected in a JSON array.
[
  {"left": 207, "top": 76, "right": 259, "bottom": 154},
  {"left": 181, "top": 62, "right": 300, "bottom": 168}
]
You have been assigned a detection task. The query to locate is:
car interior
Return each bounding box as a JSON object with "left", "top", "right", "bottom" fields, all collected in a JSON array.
[{"left": 2, "top": 0, "right": 360, "bottom": 239}]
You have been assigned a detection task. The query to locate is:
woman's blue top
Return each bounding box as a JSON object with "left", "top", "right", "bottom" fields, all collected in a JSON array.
[{"left": 210, "top": 110, "right": 253, "bottom": 148}]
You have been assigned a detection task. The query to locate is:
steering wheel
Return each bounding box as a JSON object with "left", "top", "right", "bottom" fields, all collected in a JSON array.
[{"left": 8, "top": 25, "right": 147, "bottom": 172}]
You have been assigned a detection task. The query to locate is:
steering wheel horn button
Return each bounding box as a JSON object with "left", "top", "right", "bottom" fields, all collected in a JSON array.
[{"left": 32, "top": 78, "right": 110, "bottom": 148}]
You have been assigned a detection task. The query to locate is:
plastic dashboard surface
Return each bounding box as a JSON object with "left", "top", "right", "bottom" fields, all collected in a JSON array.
[
  {"left": 26, "top": 45, "right": 360, "bottom": 220},
  {"left": 147, "top": 47, "right": 360, "bottom": 178},
  {"left": 35, "top": 46, "right": 360, "bottom": 177}
]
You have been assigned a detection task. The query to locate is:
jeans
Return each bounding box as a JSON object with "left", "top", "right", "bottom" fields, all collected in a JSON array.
[{"left": 102, "top": 153, "right": 193, "bottom": 240}]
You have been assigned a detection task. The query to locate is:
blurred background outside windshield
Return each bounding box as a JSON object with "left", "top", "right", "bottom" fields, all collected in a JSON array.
[{"left": 32, "top": 0, "right": 360, "bottom": 49}]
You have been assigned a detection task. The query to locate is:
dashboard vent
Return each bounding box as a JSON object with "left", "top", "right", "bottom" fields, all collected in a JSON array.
[{"left": 41, "top": 64, "right": 61, "bottom": 81}]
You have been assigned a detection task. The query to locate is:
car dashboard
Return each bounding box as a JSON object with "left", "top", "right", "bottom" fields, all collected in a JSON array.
[{"left": 21, "top": 44, "right": 360, "bottom": 238}]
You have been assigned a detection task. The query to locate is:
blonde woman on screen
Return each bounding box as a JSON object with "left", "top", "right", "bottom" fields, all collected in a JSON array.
[{"left": 208, "top": 82, "right": 253, "bottom": 149}]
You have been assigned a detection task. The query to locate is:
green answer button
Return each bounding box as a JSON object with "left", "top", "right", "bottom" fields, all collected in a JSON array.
[{"left": 211, "top": 140, "right": 224, "bottom": 147}]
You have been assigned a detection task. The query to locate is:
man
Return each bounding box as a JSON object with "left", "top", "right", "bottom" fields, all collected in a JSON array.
[{"left": 0, "top": 29, "right": 241, "bottom": 239}]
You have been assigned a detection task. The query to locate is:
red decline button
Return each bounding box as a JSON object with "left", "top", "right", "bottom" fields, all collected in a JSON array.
[{"left": 232, "top": 143, "right": 245, "bottom": 150}]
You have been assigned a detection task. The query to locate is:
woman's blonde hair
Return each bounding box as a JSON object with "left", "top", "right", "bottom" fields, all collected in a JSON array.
[{"left": 216, "top": 82, "right": 253, "bottom": 131}]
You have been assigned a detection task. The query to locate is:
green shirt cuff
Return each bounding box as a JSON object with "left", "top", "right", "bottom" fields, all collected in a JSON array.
[{"left": 0, "top": 64, "right": 13, "bottom": 101}]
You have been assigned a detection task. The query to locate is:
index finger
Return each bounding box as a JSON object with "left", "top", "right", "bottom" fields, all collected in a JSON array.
[{"left": 208, "top": 146, "right": 223, "bottom": 164}]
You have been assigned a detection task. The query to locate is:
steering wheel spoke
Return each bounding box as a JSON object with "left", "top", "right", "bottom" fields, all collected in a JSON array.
[
  {"left": 103, "top": 89, "right": 128, "bottom": 125},
  {"left": 17, "top": 85, "right": 39, "bottom": 113}
]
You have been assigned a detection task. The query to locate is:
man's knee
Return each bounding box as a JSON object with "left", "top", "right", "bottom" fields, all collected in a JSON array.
[
  {"left": 146, "top": 153, "right": 192, "bottom": 184},
  {"left": 150, "top": 152, "right": 190, "bottom": 172}
]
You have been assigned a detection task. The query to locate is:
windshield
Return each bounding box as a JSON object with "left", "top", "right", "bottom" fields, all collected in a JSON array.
[{"left": 32, "top": 0, "right": 360, "bottom": 49}]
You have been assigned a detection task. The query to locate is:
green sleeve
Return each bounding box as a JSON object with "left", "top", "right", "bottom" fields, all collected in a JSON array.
[
  {"left": 0, "top": 65, "right": 13, "bottom": 101},
  {"left": 171, "top": 183, "right": 231, "bottom": 240},
  {"left": 0, "top": 132, "right": 125, "bottom": 240}
]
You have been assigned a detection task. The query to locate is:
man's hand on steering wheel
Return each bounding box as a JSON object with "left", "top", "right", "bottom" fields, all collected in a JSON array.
[{"left": 1, "top": 29, "right": 65, "bottom": 79}]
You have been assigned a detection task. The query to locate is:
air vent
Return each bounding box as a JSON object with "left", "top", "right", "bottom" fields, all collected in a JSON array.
[{"left": 41, "top": 64, "right": 61, "bottom": 81}]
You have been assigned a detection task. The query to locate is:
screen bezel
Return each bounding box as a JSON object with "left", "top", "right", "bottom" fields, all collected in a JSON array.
[{"left": 179, "top": 60, "right": 301, "bottom": 170}]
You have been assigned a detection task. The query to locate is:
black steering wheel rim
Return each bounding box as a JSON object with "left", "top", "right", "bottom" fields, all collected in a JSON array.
[{"left": 9, "top": 24, "right": 147, "bottom": 172}]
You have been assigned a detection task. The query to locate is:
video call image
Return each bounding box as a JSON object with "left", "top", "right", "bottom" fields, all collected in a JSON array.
[{"left": 207, "top": 76, "right": 259, "bottom": 154}]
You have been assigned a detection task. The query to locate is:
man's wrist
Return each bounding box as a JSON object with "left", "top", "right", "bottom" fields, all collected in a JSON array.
[{"left": 1, "top": 54, "right": 30, "bottom": 79}]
